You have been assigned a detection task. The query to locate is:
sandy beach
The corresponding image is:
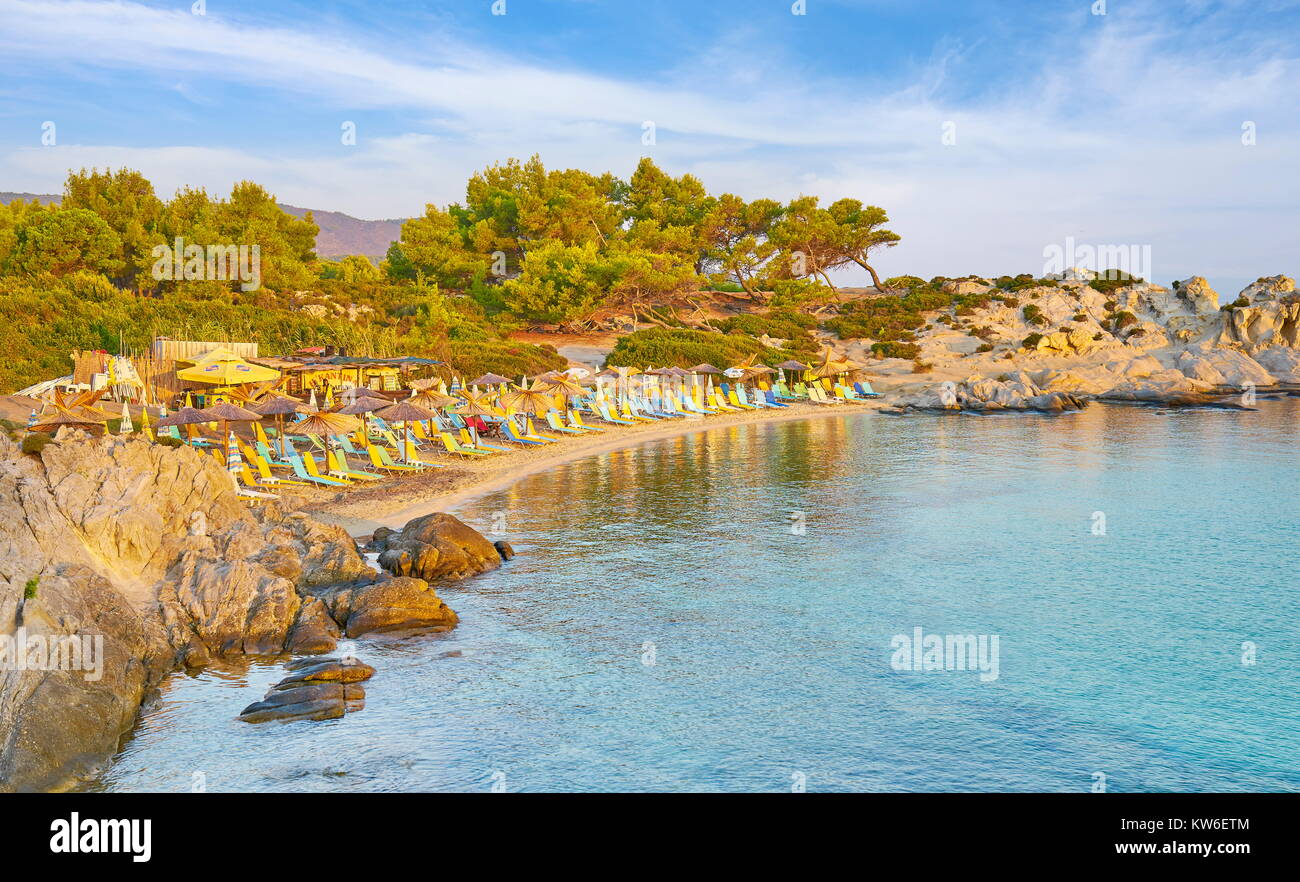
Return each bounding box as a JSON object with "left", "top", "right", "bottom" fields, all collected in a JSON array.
[{"left": 305, "top": 399, "right": 877, "bottom": 535}]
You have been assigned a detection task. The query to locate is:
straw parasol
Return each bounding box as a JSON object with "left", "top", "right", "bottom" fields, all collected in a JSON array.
[
  {"left": 810, "top": 346, "right": 858, "bottom": 381},
  {"left": 468, "top": 372, "right": 511, "bottom": 388},
  {"left": 502, "top": 378, "right": 555, "bottom": 419},
  {"left": 293, "top": 409, "right": 363, "bottom": 463},
  {"left": 249, "top": 394, "right": 305, "bottom": 460},
  {"left": 30, "top": 404, "right": 106, "bottom": 436},
  {"left": 156, "top": 406, "right": 212, "bottom": 429},
  {"left": 690, "top": 363, "right": 722, "bottom": 375},
  {"left": 776, "top": 359, "right": 811, "bottom": 372},
  {"left": 540, "top": 374, "right": 588, "bottom": 404},
  {"left": 375, "top": 400, "right": 438, "bottom": 463},
  {"left": 407, "top": 390, "right": 458, "bottom": 439},
  {"left": 200, "top": 401, "right": 262, "bottom": 462}
]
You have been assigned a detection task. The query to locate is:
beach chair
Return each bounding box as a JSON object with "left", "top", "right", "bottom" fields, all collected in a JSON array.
[
  {"left": 501, "top": 421, "right": 547, "bottom": 445},
  {"left": 567, "top": 409, "right": 604, "bottom": 432},
  {"left": 764, "top": 390, "right": 790, "bottom": 408},
  {"left": 546, "top": 411, "right": 585, "bottom": 434},
  {"left": 853, "top": 381, "right": 882, "bottom": 398},
  {"left": 366, "top": 444, "right": 421, "bottom": 473},
  {"left": 328, "top": 449, "right": 382, "bottom": 481},
  {"left": 525, "top": 418, "right": 561, "bottom": 441},
  {"left": 375, "top": 444, "right": 427, "bottom": 471},
  {"left": 252, "top": 453, "right": 308, "bottom": 485},
  {"left": 726, "top": 389, "right": 756, "bottom": 410},
  {"left": 440, "top": 432, "right": 492, "bottom": 457},
  {"left": 304, "top": 451, "right": 353, "bottom": 484},
  {"left": 288, "top": 452, "right": 349, "bottom": 486},
  {"left": 236, "top": 465, "right": 283, "bottom": 493},
  {"left": 183, "top": 425, "right": 213, "bottom": 447},
  {"left": 460, "top": 429, "right": 509, "bottom": 452},
  {"left": 594, "top": 402, "right": 635, "bottom": 425}
]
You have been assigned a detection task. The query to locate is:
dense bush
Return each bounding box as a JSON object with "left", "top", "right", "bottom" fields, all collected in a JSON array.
[
  {"left": 443, "top": 340, "right": 567, "bottom": 380},
  {"left": 869, "top": 341, "right": 921, "bottom": 360},
  {"left": 1022, "top": 304, "right": 1047, "bottom": 326},
  {"left": 20, "top": 433, "right": 52, "bottom": 455},
  {"left": 606, "top": 327, "right": 778, "bottom": 368},
  {"left": 1022, "top": 332, "right": 1044, "bottom": 349},
  {"left": 1089, "top": 271, "right": 1143, "bottom": 294}
]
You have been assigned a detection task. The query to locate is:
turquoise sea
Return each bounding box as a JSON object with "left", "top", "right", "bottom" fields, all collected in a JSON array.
[{"left": 90, "top": 400, "right": 1300, "bottom": 792}]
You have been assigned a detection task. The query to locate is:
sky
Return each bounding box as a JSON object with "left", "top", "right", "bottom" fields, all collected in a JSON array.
[{"left": 1, "top": 0, "right": 1298, "bottom": 296}]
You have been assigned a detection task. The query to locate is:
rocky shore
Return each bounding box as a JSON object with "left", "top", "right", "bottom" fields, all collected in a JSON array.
[
  {"left": 872, "top": 274, "right": 1300, "bottom": 414},
  {"left": 0, "top": 433, "right": 502, "bottom": 791}
]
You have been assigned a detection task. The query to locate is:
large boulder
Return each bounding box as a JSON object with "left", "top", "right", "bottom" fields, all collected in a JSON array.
[
  {"left": 375, "top": 513, "right": 502, "bottom": 582},
  {"left": 314, "top": 575, "right": 459, "bottom": 637}
]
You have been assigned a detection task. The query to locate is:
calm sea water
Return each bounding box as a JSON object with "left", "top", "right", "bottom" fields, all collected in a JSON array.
[{"left": 89, "top": 401, "right": 1300, "bottom": 792}]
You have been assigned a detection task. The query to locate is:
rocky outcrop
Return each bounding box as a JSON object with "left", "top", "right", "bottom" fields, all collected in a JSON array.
[
  {"left": 373, "top": 513, "right": 502, "bottom": 582},
  {"left": 0, "top": 434, "right": 490, "bottom": 790},
  {"left": 885, "top": 374, "right": 1087, "bottom": 414},
  {"left": 237, "top": 656, "right": 373, "bottom": 723},
  {"left": 313, "top": 575, "right": 458, "bottom": 638}
]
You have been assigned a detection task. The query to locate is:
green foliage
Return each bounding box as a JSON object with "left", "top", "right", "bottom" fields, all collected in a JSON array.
[
  {"left": 1089, "top": 271, "right": 1144, "bottom": 294},
  {"left": 869, "top": 341, "right": 921, "bottom": 360},
  {"left": 155, "top": 435, "right": 184, "bottom": 448},
  {"left": 717, "top": 310, "right": 818, "bottom": 352},
  {"left": 1022, "top": 304, "right": 1047, "bottom": 326},
  {"left": 883, "top": 275, "right": 926, "bottom": 290},
  {"left": 995, "top": 274, "right": 1055, "bottom": 292},
  {"left": 442, "top": 340, "right": 566, "bottom": 380},
  {"left": 24, "top": 577, "right": 39, "bottom": 600},
  {"left": 1221, "top": 295, "right": 1250, "bottom": 310},
  {"left": 21, "top": 433, "right": 52, "bottom": 455},
  {"left": 1022, "top": 332, "right": 1044, "bottom": 348},
  {"left": 1112, "top": 310, "right": 1138, "bottom": 330},
  {"left": 606, "top": 327, "right": 777, "bottom": 368}
]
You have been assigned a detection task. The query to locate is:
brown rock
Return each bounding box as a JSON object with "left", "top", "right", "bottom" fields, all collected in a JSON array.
[
  {"left": 317, "top": 575, "right": 459, "bottom": 637},
  {"left": 377, "top": 512, "right": 501, "bottom": 582}
]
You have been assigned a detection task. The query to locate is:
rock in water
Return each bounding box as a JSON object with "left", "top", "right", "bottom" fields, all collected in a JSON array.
[
  {"left": 313, "top": 576, "right": 459, "bottom": 637},
  {"left": 238, "top": 657, "right": 373, "bottom": 724},
  {"left": 373, "top": 512, "right": 502, "bottom": 581},
  {"left": 494, "top": 540, "right": 515, "bottom": 561}
]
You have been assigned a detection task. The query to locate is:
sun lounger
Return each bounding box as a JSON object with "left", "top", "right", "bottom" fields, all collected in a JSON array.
[
  {"left": 567, "top": 409, "right": 603, "bottom": 432},
  {"left": 366, "top": 444, "right": 421, "bottom": 473},
  {"left": 546, "top": 411, "right": 585, "bottom": 434},
  {"left": 460, "top": 429, "right": 508, "bottom": 452},
  {"left": 594, "top": 402, "right": 635, "bottom": 425},
  {"left": 288, "top": 452, "right": 349, "bottom": 486},
  {"left": 501, "top": 421, "right": 547, "bottom": 445},
  {"left": 441, "top": 432, "right": 491, "bottom": 457},
  {"left": 327, "top": 449, "right": 382, "bottom": 481}
]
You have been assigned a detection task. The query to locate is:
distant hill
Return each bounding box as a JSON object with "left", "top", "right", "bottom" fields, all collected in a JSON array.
[
  {"left": 0, "top": 192, "right": 405, "bottom": 261},
  {"left": 0, "top": 192, "right": 61, "bottom": 206},
  {"left": 278, "top": 205, "right": 405, "bottom": 260}
]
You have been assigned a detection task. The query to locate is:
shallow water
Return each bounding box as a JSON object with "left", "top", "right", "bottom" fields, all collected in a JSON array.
[{"left": 89, "top": 401, "right": 1300, "bottom": 792}]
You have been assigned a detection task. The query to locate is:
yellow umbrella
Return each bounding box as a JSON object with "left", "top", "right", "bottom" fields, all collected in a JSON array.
[{"left": 177, "top": 357, "right": 281, "bottom": 386}]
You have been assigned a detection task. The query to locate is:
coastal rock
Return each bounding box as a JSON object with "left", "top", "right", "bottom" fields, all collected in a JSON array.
[
  {"left": 0, "top": 434, "right": 464, "bottom": 789},
  {"left": 314, "top": 575, "right": 459, "bottom": 637},
  {"left": 0, "top": 564, "right": 172, "bottom": 791},
  {"left": 237, "top": 661, "right": 371, "bottom": 724},
  {"left": 375, "top": 512, "right": 502, "bottom": 582},
  {"left": 1254, "top": 347, "right": 1300, "bottom": 383}
]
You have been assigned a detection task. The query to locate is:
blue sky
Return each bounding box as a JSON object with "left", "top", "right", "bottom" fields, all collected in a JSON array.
[{"left": 2, "top": 0, "right": 1298, "bottom": 295}]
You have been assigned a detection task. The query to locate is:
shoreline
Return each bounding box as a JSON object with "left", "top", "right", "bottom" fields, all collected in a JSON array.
[{"left": 306, "top": 400, "right": 878, "bottom": 535}]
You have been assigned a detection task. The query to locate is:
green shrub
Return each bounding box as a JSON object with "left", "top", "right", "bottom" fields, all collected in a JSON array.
[
  {"left": 883, "top": 275, "right": 926, "bottom": 290},
  {"left": 21, "top": 433, "right": 52, "bottom": 455},
  {"left": 975, "top": 343, "right": 994, "bottom": 353},
  {"left": 1072, "top": 313, "right": 1087, "bottom": 322},
  {"left": 1112, "top": 311, "right": 1138, "bottom": 330},
  {"left": 869, "top": 341, "right": 921, "bottom": 360},
  {"left": 1022, "top": 304, "right": 1046, "bottom": 326},
  {"left": 24, "top": 577, "right": 39, "bottom": 600},
  {"left": 606, "top": 327, "right": 780, "bottom": 369},
  {"left": 1221, "top": 295, "right": 1250, "bottom": 310},
  {"left": 1089, "top": 271, "right": 1143, "bottom": 294},
  {"left": 1022, "top": 333, "right": 1044, "bottom": 349},
  {"left": 155, "top": 435, "right": 184, "bottom": 448},
  {"left": 444, "top": 340, "right": 567, "bottom": 380}
]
